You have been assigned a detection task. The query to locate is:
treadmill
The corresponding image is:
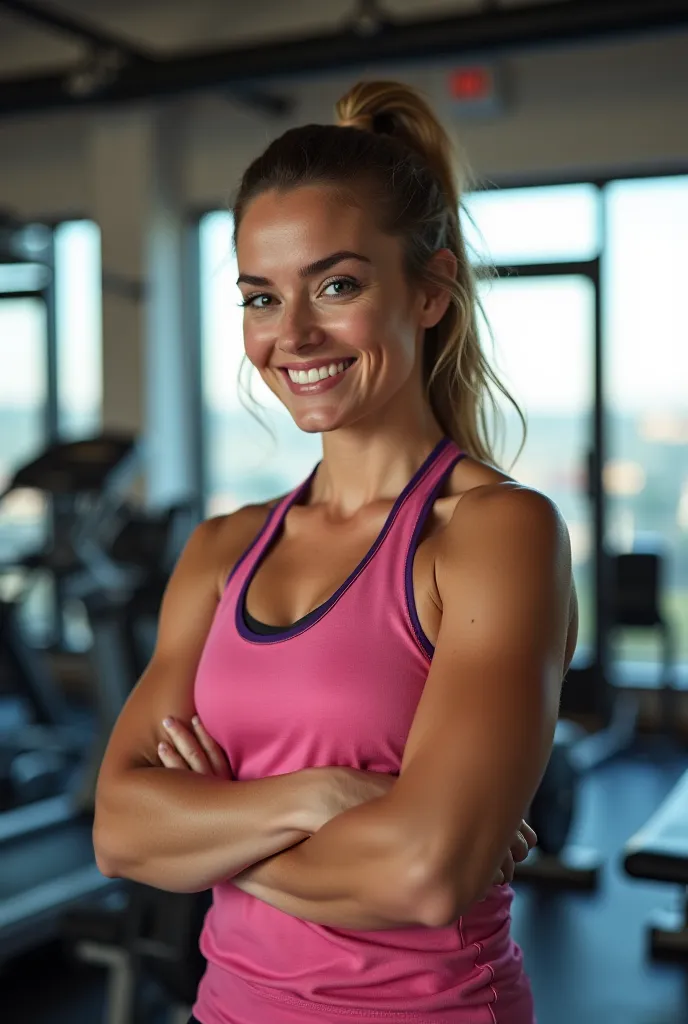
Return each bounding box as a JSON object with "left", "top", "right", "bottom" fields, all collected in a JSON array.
[{"left": 0, "top": 434, "right": 139, "bottom": 964}]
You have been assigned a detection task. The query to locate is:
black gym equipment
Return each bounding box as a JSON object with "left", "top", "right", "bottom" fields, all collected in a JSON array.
[
  {"left": 515, "top": 546, "right": 681, "bottom": 892},
  {"left": 0, "top": 434, "right": 194, "bottom": 970},
  {"left": 63, "top": 885, "right": 211, "bottom": 1024},
  {"left": 514, "top": 718, "right": 601, "bottom": 892},
  {"left": 0, "top": 433, "right": 139, "bottom": 813},
  {"left": 623, "top": 768, "right": 688, "bottom": 962}
]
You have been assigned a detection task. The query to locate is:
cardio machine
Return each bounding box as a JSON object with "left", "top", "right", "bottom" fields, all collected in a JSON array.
[{"left": 0, "top": 433, "right": 192, "bottom": 967}]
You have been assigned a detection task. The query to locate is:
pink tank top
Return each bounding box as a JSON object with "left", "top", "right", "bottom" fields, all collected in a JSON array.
[{"left": 193, "top": 436, "right": 535, "bottom": 1024}]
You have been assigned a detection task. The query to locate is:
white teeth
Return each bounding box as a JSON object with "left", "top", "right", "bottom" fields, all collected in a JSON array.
[{"left": 288, "top": 359, "right": 353, "bottom": 384}]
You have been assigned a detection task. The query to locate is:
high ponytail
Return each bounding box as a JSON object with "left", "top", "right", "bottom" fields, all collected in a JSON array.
[
  {"left": 336, "top": 81, "right": 462, "bottom": 212},
  {"left": 233, "top": 80, "right": 525, "bottom": 467}
]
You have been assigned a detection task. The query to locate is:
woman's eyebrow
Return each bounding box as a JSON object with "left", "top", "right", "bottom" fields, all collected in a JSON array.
[{"left": 237, "top": 250, "right": 371, "bottom": 287}]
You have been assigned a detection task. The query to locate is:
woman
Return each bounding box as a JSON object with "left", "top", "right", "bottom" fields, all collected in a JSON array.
[{"left": 94, "top": 81, "right": 577, "bottom": 1024}]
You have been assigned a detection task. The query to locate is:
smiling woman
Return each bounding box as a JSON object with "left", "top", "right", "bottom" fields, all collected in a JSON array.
[{"left": 94, "top": 79, "right": 575, "bottom": 1024}]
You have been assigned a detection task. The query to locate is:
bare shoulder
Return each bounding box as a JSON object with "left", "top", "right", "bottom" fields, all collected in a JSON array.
[
  {"left": 440, "top": 468, "right": 578, "bottom": 668},
  {"left": 447, "top": 456, "right": 567, "bottom": 545},
  {"left": 198, "top": 494, "right": 286, "bottom": 597},
  {"left": 438, "top": 459, "right": 573, "bottom": 601}
]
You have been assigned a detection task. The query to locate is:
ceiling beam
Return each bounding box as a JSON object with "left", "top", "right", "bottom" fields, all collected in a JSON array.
[
  {"left": 0, "top": 0, "right": 687, "bottom": 116},
  {"left": 0, "top": 0, "right": 152, "bottom": 61}
]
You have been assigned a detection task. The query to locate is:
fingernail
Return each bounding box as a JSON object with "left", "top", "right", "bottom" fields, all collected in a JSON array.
[
  {"left": 158, "top": 742, "right": 168, "bottom": 753},
  {"left": 162, "top": 718, "right": 173, "bottom": 729},
  {"left": 192, "top": 715, "right": 200, "bottom": 727}
]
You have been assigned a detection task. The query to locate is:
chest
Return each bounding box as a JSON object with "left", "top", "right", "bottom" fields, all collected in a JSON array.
[{"left": 245, "top": 496, "right": 456, "bottom": 646}]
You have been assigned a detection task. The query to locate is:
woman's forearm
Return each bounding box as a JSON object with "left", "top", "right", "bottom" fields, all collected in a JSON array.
[
  {"left": 93, "top": 766, "right": 319, "bottom": 893},
  {"left": 231, "top": 794, "right": 429, "bottom": 929}
]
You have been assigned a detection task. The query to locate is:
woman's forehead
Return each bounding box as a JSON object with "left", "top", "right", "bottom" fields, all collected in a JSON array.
[{"left": 237, "top": 186, "right": 393, "bottom": 269}]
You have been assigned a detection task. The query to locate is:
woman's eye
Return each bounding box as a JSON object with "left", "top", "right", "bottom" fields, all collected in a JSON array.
[
  {"left": 241, "top": 293, "right": 274, "bottom": 309},
  {"left": 321, "top": 278, "right": 359, "bottom": 298}
]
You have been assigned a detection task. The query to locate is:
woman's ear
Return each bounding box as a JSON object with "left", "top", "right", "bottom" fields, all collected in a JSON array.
[{"left": 418, "top": 248, "right": 457, "bottom": 329}]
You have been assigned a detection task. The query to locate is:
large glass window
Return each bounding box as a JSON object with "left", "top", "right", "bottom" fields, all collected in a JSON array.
[
  {"left": 464, "top": 183, "right": 601, "bottom": 265},
  {"left": 198, "top": 176, "right": 687, "bottom": 683},
  {"left": 199, "top": 211, "right": 320, "bottom": 516},
  {"left": 478, "top": 275, "right": 595, "bottom": 660},
  {"left": 465, "top": 174, "right": 688, "bottom": 682},
  {"left": 0, "top": 219, "right": 103, "bottom": 644},
  {"left": 604, "top": 175, "right": 688, "bottom": 674}
]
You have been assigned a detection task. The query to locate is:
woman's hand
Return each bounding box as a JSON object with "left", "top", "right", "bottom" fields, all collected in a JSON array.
[
  {"left": 308, "top": 766, "right": 398, "bottom": 831},
  {"left": 491, "top": 821, "right": 537, "bottom": 887},
  {"left": 157, "top": 715, "right": 233, "bottom": 779}
]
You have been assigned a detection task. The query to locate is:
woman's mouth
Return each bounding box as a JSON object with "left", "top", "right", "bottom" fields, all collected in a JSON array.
[{"left": 280, "top": 358, "right": 357, "bottom": 396}]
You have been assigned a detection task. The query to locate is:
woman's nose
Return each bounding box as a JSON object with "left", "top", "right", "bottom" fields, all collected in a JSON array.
[{"left": 278, "top": 303, "right": 326, "bottom": 353}]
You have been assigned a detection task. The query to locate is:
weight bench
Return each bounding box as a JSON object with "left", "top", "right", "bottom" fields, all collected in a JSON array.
[{"left": 623, "top": 768, "right": 688, "bottom": 961}]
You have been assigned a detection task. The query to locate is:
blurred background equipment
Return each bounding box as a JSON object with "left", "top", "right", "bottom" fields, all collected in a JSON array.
[
  {"left": 0, "top": 434, "right": 194, "bottom": 984},
  {"left": 624, "top": 769, "right": 688, "bottom": 963},
  {"left": 0, "top": 1, "right": 687, "bottom": 1023}
]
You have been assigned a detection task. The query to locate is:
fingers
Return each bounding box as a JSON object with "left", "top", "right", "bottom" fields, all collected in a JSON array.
[
  {"left": 510, "top": 830, "right": 530, "bottom": 863},
  {"left": 511, "top": 821, "right": 538, "bottom": 863},
  {"left": 157, "top": 742, "right": 188, "bottom": 770},
  {"left": 161, "top": 717, "right": 213, "bottom": 774},
  {"left": 500, "top": 852, "right": 516, "bottom": 884},
  {"left": 191, "top": 716, "right": 233, "bottom": 780},
  {"left": 521, "top": 821, "right": 538, "bottom": 849}
]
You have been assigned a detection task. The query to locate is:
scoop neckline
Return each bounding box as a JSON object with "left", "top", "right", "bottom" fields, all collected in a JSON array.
[{"left": 235, "top": 436, "right": 454, "bottom": 643}]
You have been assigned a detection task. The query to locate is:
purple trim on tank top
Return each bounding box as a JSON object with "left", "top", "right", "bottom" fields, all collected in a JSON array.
[
  {"left": 236, "top": 436, "right": 453, "bottom": 644},
  {"left": 224, "top": 498, "right": 288, "bottom": 590},
  {"left": 404, "top": 451, "right": 466, "bottom": 659}
]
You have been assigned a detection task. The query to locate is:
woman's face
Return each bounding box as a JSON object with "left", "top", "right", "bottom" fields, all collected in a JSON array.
[{"left": 235, "top": 184, "right": 448, "bottom": 435}]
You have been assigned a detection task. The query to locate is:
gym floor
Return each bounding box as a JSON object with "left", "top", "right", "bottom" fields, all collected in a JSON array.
[{"left": 2, "top": 740, "right": 687, "bottom": 1024}]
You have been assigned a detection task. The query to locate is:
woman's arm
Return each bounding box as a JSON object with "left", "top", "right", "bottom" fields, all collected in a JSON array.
[
  {"left": 208, "top": 484, "right": 572, "bottom": 927},
  {"left": 93, "top": 511, "right": 323, "bottom": 893}
]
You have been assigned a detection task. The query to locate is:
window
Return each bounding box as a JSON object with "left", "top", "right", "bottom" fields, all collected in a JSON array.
[
  {"left": 463, "top": 183, "right": 601, "bottom": 265},
  {"left": 199, "top": 211, "right": 320, "bottom": 517},
  {"left": 604, "top": 175, "right": 688, "bottom": 674},
  {"left": 465, "top": 183, "right": 600, "bottom": 663},
  {"left": 198, "top": 176, "right": 687, "bottom": 682},
  {"left": 477, "top": 274, "right": 596, "bottom": 659},
  {"left": 0, "top": 218, "right": 103, "bottom": 644},
  {"left": 466, "top": 174, "right": 688, "bottom": 682}
]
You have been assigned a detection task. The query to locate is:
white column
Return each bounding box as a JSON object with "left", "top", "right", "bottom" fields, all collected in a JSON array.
[
  {"left": 88, "top": 111, "right": 150, "bottom": 440},
  {"left": 87, "top": 102, "right": 198, "bottom": 510}
]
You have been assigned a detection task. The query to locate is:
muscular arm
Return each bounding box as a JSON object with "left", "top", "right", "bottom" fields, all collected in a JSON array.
[
  {"left": 228, "top": 485, "right": 575, "bottom": 928},
  {"left": 93, "top": 513, "right": 321, "bottom": 894},
  {"left": 230, "top": 795, "right": 421, "bottom": 929}
]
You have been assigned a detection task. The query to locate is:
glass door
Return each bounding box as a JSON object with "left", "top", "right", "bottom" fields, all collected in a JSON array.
[{"left": 478, "top": 273, "right": 597, "bottom": 663}]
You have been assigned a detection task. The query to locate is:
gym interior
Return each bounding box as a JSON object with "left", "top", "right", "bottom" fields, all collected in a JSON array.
[{"left": 1, "top": 2, "right": 687, "bottom": 1022}]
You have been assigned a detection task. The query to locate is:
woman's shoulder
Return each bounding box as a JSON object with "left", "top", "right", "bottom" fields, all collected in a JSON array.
[
  {"left": 192, "top": 492, "right": 291, "bottom": 596},
  {"left": 443, "top": 455, "right": 569, "bottom": 554}
]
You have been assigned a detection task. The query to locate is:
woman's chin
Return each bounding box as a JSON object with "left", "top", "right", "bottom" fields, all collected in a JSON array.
[{"left": 290, "top": 406, "right": 349, "bottom": 434}]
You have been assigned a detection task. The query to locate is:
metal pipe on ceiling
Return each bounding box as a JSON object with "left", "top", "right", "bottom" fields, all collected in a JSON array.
[{"left": 0, "top": 0, "right": 686, "bottom": 116}]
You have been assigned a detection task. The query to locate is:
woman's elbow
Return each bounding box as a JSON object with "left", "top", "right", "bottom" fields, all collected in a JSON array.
[
  {"left": 92, "top": 806, "right": 133, "bottom": 878},
  {"left": 92, "top": 777, "right": 139, "bottom": 878}
]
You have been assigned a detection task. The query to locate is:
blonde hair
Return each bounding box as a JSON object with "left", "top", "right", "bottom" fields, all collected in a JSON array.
[{"left": 234, "top": 79, "right": 525, "bottom": 465}]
